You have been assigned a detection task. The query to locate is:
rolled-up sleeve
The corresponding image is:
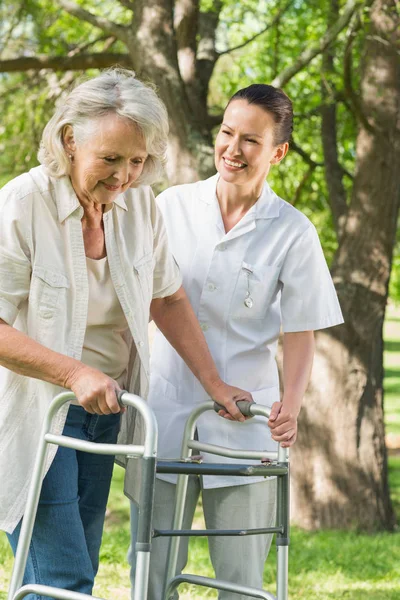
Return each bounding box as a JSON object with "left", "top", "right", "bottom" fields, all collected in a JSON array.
[
  {"left": 0, "top": 190, "right": 32, "bottom": 325},
  {"left": 150, "top": 195, "right": 182, "bottom": 299},
  {"left": 279, "top": 224, "right": 343, "bottom": 333}
]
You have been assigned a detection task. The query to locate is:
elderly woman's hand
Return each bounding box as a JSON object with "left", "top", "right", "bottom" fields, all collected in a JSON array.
[
  {"left": 67, "top": 364, "right": 121, "bottom": 415},
  {"left": 210, "top": 381, "right": 253, "bottom": 423}
]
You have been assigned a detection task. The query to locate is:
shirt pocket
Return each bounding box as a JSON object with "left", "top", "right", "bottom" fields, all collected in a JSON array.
[
  {"left": 230, "top": 262, "right": 280, "bottom": 320},
  {"left": 134, "top": 252, "right": 154, "bottom": 305},
  {"left": 31, "top": 266, "right": 70, "bottom": 320}
]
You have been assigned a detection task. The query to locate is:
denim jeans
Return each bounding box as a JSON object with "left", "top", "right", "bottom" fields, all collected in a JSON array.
[{"left": 7, "top": 404, "right": 120, "bottom": 600}]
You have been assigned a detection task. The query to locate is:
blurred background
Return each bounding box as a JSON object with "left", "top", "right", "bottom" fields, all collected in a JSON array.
[{"left": 0, "top": 0, "right": 399, "bottom": 598}]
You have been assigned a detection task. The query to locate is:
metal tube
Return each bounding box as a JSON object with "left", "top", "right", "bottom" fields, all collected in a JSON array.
[
  {"left": 162, "top": 471, "right": 191, "bottom": 593},
  {"left": 187, "top": 440, "right": 278, "bottom": 461},
  {"left": 154, "top": 526, "right": 283, "bottom": 537},
  {"left": 165, "top": 574, "right": 276, "bottom": 599},
  {"left": 276, "top": 547, "right": 289, "bottom": 600},
  {"left": 276, "top": 446, "right": 289, "bottom": 600},
  {"left": 12, "top": 584, "right": 105, "bottom": 600},
  {"left": 118, "top": 392, "right": 158, "bottom": 459},
  {"left": 157, "top": 462, "right": 287, "bottom": 476},
  {"left": 8, "top": 391, "right": 75, "bottom": 600},
  {"left": 133, "top": 552, "right": 151, "bottom": 600},
  {"left": 163, "top": 403, "right": 201, "bottom": 594},
  {"left": 45, "top": 433, "right": 145, "bottom": 457}
]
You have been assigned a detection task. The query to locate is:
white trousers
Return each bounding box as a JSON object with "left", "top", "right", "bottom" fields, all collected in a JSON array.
[{"left": 129, "top": 476, "right": 277, "bottom": 600}]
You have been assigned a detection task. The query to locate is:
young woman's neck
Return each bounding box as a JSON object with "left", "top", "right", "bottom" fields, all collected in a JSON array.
[
  {"left": 216, "top": 178, "right": 264, "bottom": 215},
  {"left": 216, "top": 177, "right": 265, "bottom": 233}
]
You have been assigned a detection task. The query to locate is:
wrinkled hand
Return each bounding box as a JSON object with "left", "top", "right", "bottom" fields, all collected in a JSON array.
[
  {"left": 210, "top": 381, "right": 253, "bottom": 422},
  {"left": 67, "top": 364, "right": 122, "bottom": 415},
  {"left": 268, "top": 402, "right": 297, "bottom": 447}
]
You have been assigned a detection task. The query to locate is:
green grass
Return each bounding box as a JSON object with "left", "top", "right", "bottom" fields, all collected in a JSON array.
[{"left": 1, "top": 307, "right": 400, "bottom": 599}]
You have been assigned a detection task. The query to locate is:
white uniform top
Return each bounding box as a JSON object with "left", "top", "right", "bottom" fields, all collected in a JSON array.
[{"left": 148, "top": 174, "right": 344, "bottom": 489}]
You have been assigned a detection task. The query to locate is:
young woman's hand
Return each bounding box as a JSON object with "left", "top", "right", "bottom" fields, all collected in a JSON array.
[
  {"left": 210, "top": 381, "right": 253, "bottom": 422},
  {"left": 268, "top": 401, "right": 298, "bottom": 447}
]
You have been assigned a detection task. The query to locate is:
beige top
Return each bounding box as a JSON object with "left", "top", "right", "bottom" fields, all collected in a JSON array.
[{"left": 81, "top": 257, "right": 130, "bottom": 387}]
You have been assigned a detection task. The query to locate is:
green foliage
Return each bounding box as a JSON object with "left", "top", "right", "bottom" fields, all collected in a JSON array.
[
  {"left": 389, "top": 241, "right": 400, "bottom": 304},
  {"left": 0, "top": 0, "right": 398, "bottom": 292}
]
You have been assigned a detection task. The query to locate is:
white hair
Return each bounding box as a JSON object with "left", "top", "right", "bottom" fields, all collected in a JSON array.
[{"left": 38, "top": 68, "right": 169, "bottom": 185}]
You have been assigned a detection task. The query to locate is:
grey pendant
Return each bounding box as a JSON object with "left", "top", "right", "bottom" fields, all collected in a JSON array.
[{"left": 244, "top": 297, "right": 254, "bottom": 308}]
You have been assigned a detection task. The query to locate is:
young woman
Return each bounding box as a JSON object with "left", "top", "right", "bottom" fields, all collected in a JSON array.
[{"left": 129, "top": 84, "right": 344, "bottom": 599}]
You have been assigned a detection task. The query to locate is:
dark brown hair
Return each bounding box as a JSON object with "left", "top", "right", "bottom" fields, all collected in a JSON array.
[{"left": 227, "top": 84, "right": 293, "bottom": 145}]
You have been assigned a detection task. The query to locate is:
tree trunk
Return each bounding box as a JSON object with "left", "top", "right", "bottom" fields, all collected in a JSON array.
[
  {"left": 128, "top": 0, "right": 215, "bottom": 184},
  {"left": 291, "top": 0, "right": 400, "bottom": 531}
]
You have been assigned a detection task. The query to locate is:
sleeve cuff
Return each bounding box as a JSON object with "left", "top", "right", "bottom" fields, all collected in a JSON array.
[
  {"left": 282, "top": 314, "right": 344, "bottom": 333},
  {"left": 0, "top": 297, "right": 18, "bottom": 325},
  {"left": 152, "top": 274, "right": 183, "bottom": 300}
]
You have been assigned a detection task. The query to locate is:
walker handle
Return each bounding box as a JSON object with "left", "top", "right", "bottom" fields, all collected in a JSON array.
[
  {"left": 213, "top": 400, "right": 256, "bottom": 417},
  {"left": 117, "top": 390, "right": 128, "bottom": 406}
]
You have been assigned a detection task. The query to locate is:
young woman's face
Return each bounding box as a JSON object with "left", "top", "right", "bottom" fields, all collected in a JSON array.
[
  {"left": 214, "top": 99, "right": 287, "bottom": 188},
  {"left": 65, "top": 113, "right": 148, "bottom": 206}
]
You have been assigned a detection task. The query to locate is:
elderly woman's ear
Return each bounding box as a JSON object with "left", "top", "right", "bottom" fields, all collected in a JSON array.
[{"left": 62, "top": 125, "right": 76, "bottom": 156}]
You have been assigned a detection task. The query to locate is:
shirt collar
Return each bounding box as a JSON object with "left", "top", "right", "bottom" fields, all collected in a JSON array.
[
  {"left": 55, "top": 176, "right": 128, "bottom": 223},
  {"left": 198, "top": 173, "right": 281, "bottom": 220}
]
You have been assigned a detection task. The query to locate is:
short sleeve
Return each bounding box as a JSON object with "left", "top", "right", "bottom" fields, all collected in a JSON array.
[
  {"left": 150, "top": 194, "right": 182, "bottom": 299},
  {"left": 0, "top": 187, "right": 32, "bottom": 325},
  {"left": 280, "top": 224, "right": 343, "bottom": 332}
]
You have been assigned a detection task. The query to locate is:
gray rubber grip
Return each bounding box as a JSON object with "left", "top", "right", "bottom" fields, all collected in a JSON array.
[
  {"left": 213, "top": 400, "right": 255, "bottom": 417},
  {"left": 117, "top": 390, "right": 128, "bottom": 405}
]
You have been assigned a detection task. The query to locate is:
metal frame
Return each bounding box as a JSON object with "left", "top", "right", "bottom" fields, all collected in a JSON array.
[
  {"left": 158, "top": 401, "right": 290, "bottom": 600},
  {"left": 8, "top": 391, "right": 158, "bottom": 600}
]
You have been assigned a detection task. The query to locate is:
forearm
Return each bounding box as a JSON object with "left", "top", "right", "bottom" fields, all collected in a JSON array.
[
  {"left": 150, "top": 290, "right": 222, "bottom": 395},
  {"left": 282, "top": 330, "right": 315, "bottom": 416},
  {"left": 0, "top": 319, "right": 82, "bottom": 389}
]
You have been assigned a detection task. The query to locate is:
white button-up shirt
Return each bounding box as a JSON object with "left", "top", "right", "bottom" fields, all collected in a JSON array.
[
  {"left": 0, "top": 166, "right": 181, "bottom": 533},
  {"left": 148, "top": 174, "right": 344, "bottom": 488}
]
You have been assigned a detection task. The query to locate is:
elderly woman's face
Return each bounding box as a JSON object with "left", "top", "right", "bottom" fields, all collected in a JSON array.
[
  {"left": 66, "top": 114, "right": 148, "bottom": 206},
  {"left": 214, "top": 100, "right": 286, "bottom": 188}
]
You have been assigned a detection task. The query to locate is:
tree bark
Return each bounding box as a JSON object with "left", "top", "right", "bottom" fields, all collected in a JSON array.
[
  {"left": 0, "top": 54, "right": 131, "bottom": 72},
  {"left": 291, "top": 0, "right": 400, "bottom": 531},
  {"left": 320, "top": 0, "right": 349, "bottom": 239},
  {"left": 128, "top": 0, "right": 215, "bottom": 183}
]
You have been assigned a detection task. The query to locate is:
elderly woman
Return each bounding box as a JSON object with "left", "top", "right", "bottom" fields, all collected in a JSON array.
[
  {"left": 130, "top": 84, "right": 344, "bottom": 599},
  {"left": 0, "top": 69, "right": 251, "bottom": 596}
]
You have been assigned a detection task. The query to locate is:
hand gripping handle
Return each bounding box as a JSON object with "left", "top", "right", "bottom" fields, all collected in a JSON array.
[{"left": 213, "top": 400, "right": 256, "bottom": 417}]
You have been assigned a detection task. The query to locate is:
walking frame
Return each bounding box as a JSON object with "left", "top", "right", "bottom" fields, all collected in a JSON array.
[
  {"left": 157, "top": 400, "right": 289, "bottom": 600},
  {"left": 8, "top": 394, "right": 289, "bottom": 600},
  {"left": 7, "top": 391, "right": 158, "bottom": 600}
]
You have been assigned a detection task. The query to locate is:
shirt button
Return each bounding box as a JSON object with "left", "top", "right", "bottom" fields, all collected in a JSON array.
[
  {"left": 207, "top": 283, "right": 217, "bottom": 291},
  {"left": 200, "top": 323, "right": 209, "bottom": 332},
  {"left": 219, "top": 243, "right": 227, "bottom": 251},
  {"left": 137, "top": 341, "right": 144, "bottom": 347}
]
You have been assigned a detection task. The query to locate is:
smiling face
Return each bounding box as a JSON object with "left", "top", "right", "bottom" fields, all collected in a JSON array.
[
  {"left": 63, "top": 113, "right": 148, "bottom": 206},
  {"left": 214, "top": 99, "right": 288, "bottom": 190}
]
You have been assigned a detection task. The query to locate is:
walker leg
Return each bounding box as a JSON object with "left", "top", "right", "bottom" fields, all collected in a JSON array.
[
  {"left": 276, "top": 446, "right": 289, "bottom": 600},
  {"left": 133, "top": 456, "right": 156, "bottom": 600},
  {"left": 276, "top": 546, "right": 288, "bottom": 600},
  {"left": 8, "top": 433, "right": 51, "bottom": 599},
  {"left": 163, "top": 472, "right": 190, "bottom": 595}
]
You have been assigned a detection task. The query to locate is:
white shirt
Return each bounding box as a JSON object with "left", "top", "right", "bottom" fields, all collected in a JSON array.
[
  {"left": 0, "top": 166, "right": 181, "bottom": 533},
  {"left": 148, "top": 174, "right": 344, "bottom": 488}
]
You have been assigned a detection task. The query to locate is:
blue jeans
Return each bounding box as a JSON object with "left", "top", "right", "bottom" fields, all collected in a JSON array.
[{"left": 8, "top": 404, "right": 120, "bottom": 600}]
